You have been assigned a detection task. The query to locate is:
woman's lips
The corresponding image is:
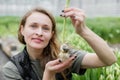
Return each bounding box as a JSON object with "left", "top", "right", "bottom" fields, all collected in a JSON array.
[{"left": 32, "top": 38, "right": 44, "bottom": 43}]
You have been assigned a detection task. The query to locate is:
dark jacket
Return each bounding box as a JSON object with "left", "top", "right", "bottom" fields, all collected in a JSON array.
[
  {"left": 10, "top": 47, "right": 72, "bottom": 80},
  {"left": 11, "top": 47, "right": 39, "bottom": 80}
]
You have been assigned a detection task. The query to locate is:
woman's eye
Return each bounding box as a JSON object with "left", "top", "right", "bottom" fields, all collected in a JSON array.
[
  {"left": 42, "top": 26, "right": 50, "bottom": 30},
  {"left": 30, "top": 25, "right": 38, "bottom": 28},
  {"left": 43, "top": 27, "right": 49, "bottom": 30}
]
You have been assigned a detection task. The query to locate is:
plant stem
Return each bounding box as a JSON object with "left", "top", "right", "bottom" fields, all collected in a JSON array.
[{"left": 62, "top": 0, "right": 70, "bottom": 43}]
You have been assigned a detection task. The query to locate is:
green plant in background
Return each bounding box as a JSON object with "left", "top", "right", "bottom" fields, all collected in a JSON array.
[
  {"left": 99, "top": 50, "right": 120, "bottom": 80},
  {"left": 67, "top": 33, "right": 120, "bottom": 80},
  {"left": 0, "top": 16, "right": 19, "bottom": 37},
  {"left": 86, "top": 17, "right": 120, "bottom": 44},
  {"left": 65, "top": 32, "right": 93, "bottom": 52}
]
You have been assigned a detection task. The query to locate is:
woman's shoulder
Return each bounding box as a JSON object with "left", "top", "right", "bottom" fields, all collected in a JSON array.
[
  {"left": 2, "top": 61, "right": 18, "bottom": 74},
  {"left": 3, "top": 61, "right": 16, "bottom": 68},
  {"left": 2, "top": 61, "right": 23, "bottom": 79}
]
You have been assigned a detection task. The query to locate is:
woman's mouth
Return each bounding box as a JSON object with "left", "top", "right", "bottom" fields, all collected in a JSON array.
[{"left": 32, "top": 38, "right": 44, "bottom": 43}]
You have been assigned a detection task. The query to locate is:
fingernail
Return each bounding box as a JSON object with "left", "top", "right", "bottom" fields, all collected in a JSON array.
[
  {"left": 62, "top": 10, "right": 64, "bottom": 12},
  {"left": 69, "top": 54, "right": 72, "bottom": 57},
  {"left": 60, "top": 14, "right": 62, "bottom": 16},
  {"left": 74, "top": 56, "right": 77, "bottom": 58},
  {"left": 72, "top": 58, "right": 75, "bottom": 60},
  {"left": 72, "top": 56, "right": 77, "bottom": 60},
  {"left": 60, "top": 14, "right": 65, "bottom": 17},
  {"left": 63, "top": 15, "right": 66, "bottom": 17},
  {"left": 59, "top": 59, "right": 62, "bottom": 63}
]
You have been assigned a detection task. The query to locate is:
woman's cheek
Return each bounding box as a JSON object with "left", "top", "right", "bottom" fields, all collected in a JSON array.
[
  {"left": 24, "top": 32, "right": 33, "bottom": 43},
  {"left": 44, "top": 34, "right": 52, "bottom": 45},
  {"left": 46, "top": 33, "right": 52, "bottom": 41}
]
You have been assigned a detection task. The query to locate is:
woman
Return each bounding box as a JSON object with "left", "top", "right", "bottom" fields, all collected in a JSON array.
[{"left": 2, "top": 7, "right": 116, "bottom": 80}]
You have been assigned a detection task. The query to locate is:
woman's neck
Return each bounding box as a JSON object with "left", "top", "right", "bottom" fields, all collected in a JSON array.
[{"left": 26, "top": 46, "right": 43, "bottom": 60}]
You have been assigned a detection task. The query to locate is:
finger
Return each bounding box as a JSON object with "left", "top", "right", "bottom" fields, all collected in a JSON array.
[
  {"left": 50, "top": 55, "right": 77, "bottom": 72},
  {"left": 48, "top": 59, "right": 62, "bottom": 66},
  {"left": 74, "top": 15, "right": 85, "bottom": 22},
  {"left": 61, "top": 11, "right": 85, "bottom": 19},
  {"left": 63, "top": 7, "right": 84, "bottom": 13},
  {"left": 70, "top": 16, "right": 85, "bottom": 27},
  {"left": 56, "top": 55, "right": 77, "bottom": 69}
]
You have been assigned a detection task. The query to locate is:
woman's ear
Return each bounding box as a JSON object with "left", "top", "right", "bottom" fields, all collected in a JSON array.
[{"left": 20, "top": 25, "right": 24, "bottom": 35}]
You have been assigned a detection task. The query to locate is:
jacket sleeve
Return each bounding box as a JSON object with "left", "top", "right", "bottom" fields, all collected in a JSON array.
[{"left": 2, "top": 61, "right": 23, "bottom": 80}]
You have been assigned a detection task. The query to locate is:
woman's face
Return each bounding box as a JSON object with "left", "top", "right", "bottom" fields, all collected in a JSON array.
[{"left": 21, "top": 12, "right": 53, "bottom": 50}]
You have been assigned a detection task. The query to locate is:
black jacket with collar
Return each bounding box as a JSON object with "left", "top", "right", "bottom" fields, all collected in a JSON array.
[
  {"left": 11, "top": 47, "right": 39, "bottom": 80},
  {"left": 11, "top": 47, "right": 72, "bottom": 80}
]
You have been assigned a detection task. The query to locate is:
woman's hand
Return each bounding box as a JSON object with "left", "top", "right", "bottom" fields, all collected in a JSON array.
[
  {"left": 61, "top": 7, "right": 86, "bottom": 34},
  {"left": 43, "top": 55, "right": 76, "bottom": 80}
]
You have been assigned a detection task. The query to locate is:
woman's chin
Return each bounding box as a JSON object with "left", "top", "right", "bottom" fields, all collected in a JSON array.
[
  {"left": 30, "top": 44, "right": 45, "bottom": 50},
  {"left": 29, "top": 42, "right": 48, "bottom": 50}
]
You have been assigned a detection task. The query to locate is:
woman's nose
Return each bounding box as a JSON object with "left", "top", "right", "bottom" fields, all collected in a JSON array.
[{"left": 36, "top": 28, "right": 43, "bottom": 36}]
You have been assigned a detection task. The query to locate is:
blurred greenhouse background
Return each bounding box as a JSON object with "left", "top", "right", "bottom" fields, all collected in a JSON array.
[
  {"left": 0, "top": 0, "right": 120, "bottom": 17},
  {"left": 0, "top": 0, "right": 120, "bottom": 80}
]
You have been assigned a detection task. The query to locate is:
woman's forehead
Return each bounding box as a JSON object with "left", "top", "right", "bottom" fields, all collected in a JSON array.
[{"left": 26, "top": 12, "right": 52, "bottom": 26}]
